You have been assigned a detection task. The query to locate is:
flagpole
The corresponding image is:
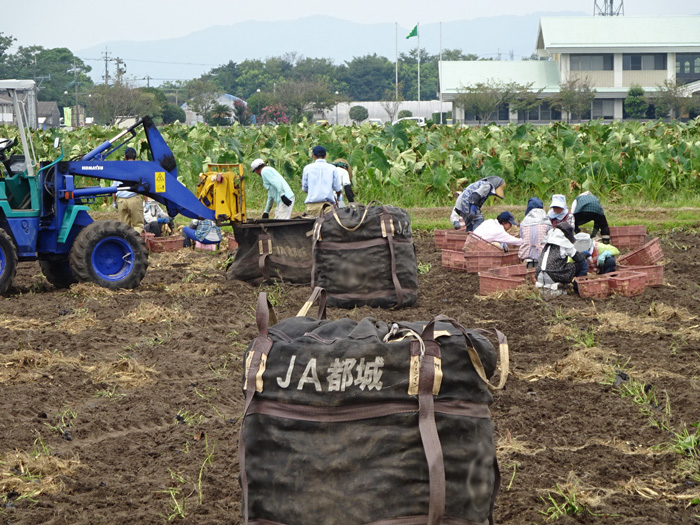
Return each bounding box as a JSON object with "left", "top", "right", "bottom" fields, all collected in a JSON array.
[
  {"left": 439, "top": 21, "right": 443, "bottom": 124},
  {"left": 395, "top": 22, "right": 398, "bottom": 104},
  {"left": 417, "top": 23, "right": 421, "bottom": 106}
]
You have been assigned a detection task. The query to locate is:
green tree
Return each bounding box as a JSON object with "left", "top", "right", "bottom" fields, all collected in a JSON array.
[
  {"left": 87, "top": 82, "right": 160, "bottom": 125},
  {"left": 273, "top": 80, "right": 335, "bottom": 123},
  {"left": 343, "top": 54, "right": 394, "bottom": 101},
  {"left": 550, "top": 77, "right": 596, "bottom": 122},
  {"left": 453, "top": 80, "right": 533, "bottom": 123},
  {"left": 185, "top": 79, "right": 221, "bottom": 122},
  {"left": 624, "top": 84, "right": 649, "bottom": 119},
  {"left": 653, "top": 79, "right": 694, "bottom": 119},
  {"left": 348, "top": 105, "right": 368, "bottom": 123},
  {"left": 208, "top": 103, "right": 232, "bottom": 126},
  {"left": 441, "top": 49, "right": 479, "bottom": 61},
  {"left": 0, "top": 32, "right": 16, "bottom": 78},
  {"left": 161, "top": 103, "right": 186, "bottom": 124},
  {"left": 397, "top": 109, "right": 413, "bottom": 119}
]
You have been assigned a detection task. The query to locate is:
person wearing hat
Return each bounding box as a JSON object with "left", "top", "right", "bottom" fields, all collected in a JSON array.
[
  {"left": 547, "top": 194, "right": 575, "bottom": 230},
  {"left": 473, "top": 211, "right": 523, "bottom": 251},
  {"left": 571, "top": 191, "right": 611, "bottom": 244},
  {"left": 518, "top": 197, "right": 552, "bottom": 267},
  {"left": 574, "top": 232, "right": 620, "bottom": 275},
  {"left": 301, "top": 145, "right": 341, "bottom": 217},
  {"left": 536, "top": 223, "right": 590, "bottom": 297},
  {"left": 111, "top": 147, "right": 144, "bottom": 233},
  {"left": 457, "top": 176, "right": 506, "bottom": 232},
  {"left": 332, "top": 158, "right": 354, "bottom": 206},
  {"left": 250, "top": 158, "right": 295, "bottom": 220}
]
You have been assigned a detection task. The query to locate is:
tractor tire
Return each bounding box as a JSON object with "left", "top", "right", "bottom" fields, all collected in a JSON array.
[
  {"left": 69, "top": 220, "right": 149, "bottom": 290},
  {"left": 0, "top": 228, "right": 18, "bottom": 295},
  {"left": 40, "top": 258, "right": 78, "bottom": 289}
]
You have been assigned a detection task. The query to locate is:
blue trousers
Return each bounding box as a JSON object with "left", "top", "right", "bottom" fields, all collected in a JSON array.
[{"left": 182, "top": 226, "right": 219, "bottom": 247}]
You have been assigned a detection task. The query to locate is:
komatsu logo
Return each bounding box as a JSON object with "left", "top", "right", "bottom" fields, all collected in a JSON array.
[{"left": 81, "top": 165, "right": 104, "bottom": 171}]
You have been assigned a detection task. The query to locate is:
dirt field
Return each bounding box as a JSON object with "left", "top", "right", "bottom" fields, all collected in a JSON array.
[{"left": 1, "top": 228, "right": 699, "bottom": 524}]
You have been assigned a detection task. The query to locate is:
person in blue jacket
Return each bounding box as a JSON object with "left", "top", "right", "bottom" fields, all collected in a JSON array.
[
  {"left": 250, "top": 158, "right": 295, "bottom": 219},
  {"left": 457, "top": 176, "right": 506, "bottom": 232}
]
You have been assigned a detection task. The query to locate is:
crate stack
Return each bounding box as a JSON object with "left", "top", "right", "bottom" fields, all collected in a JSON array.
[
  {"left": 478, "top": 264, "right": 536, "bottom": 295},
  {"left": 434, "top": 230, "right": 519, "bottom": 273},
  {"left": 616, "top": 237, "right": 664, "bottom": 287}
]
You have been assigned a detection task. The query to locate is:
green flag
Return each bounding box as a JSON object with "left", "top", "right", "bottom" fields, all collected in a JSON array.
[{"left": 406, "top": 25, "right": 418, "bottom": 39}]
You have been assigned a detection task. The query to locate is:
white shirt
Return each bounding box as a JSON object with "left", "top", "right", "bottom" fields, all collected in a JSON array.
[{"left": 473, "top": 219, "right": 522, "bottom": 245}]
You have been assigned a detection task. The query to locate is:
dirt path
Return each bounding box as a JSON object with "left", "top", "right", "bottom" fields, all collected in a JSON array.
[{"left": 1, "top": 230, "right": 699, "bottom": 524}]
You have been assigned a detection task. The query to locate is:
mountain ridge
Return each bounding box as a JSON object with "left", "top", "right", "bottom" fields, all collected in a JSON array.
[{"left": 76, "top": 12, "right": 586, "bottom": 86}]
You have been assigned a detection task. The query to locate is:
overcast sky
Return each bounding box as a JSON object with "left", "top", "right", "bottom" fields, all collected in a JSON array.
[{"left": 5, "top": 0, "right": 699, "bottom": 51}]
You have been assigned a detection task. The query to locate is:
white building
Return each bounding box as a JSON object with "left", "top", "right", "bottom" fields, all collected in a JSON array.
[{"left": 440, "top": 16, "right": 700, "bottom": 123}]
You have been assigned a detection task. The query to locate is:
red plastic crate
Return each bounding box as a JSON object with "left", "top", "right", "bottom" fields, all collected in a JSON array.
[
  {"left": 490, "top": 264, "right": 536, "bottom": 284},
  {"left": 478, "top": 271, "right": 525, "bottom": 295},
  {"left": 441, "top": 249, "right": 468, "bottom": 271},
  {"left": 608, "top": 271, "right": 646, "bottom": 297},
  {"left": 619, "top": 263, "right": 664, "bottom": 287},
  {"left": 617, "top": 238, "right": 663, "bottom": 266},
  {"left": 465, "top": 252, "right": 519, "bottom": 273},
  {"left": 463, "top": 232, "right": 502, "bottom": 253},
  {"left": 574, "top": 275, "right": 610, "bottom": 299},
  {"left": 433, "top": 229, "right": 448, "bottom": 250},
  {"left": 444, "top": 231, "right": 469, "bottom": 251},
  {"left": 147, "top": 236, "right": 183, "bottom": 253},
  {"left": 609, "top": 225, "right": 647, "bottom": 251}
]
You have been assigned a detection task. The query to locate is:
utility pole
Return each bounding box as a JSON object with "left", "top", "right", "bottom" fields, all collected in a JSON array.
[
  {"left": 145, "top": 75, "right": 151, "bottom": 88},
  {"left": 102, "top": 48, "right": 111, "bottom": 86},
  {"left": 114, "top": 57, "right": 126, "bottom": 84}
]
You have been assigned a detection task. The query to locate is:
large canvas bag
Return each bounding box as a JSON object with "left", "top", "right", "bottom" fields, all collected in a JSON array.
[
  {"left": 312, "top": 203, "right": 418, "bottom": 309},
  {"left": 239, "top": 288, "right": 509, "bottom": 525},
  {"left": 227, "top": 218, "right": 316, "bottom": 284}
]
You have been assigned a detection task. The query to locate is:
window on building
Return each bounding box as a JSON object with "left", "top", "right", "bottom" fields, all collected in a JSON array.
[
  {"left": 528, "top": 106, "right": 540, "bottom": 121},
  {"left": 623, "top": 54, "right": 666, "bottom": 71},
  {"left": 675, "top": 54, "right": 700, "bottom": 84},
  {"left": 591, "top": 99, "right": 615, "bottom": 119},
  {"left": 571, "top": 54, "right": 613, "bottom": 71}
]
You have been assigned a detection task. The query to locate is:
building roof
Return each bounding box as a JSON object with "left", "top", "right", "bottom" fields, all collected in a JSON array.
[
  {"left": 439, "top": 60, "right": 561, "bottom": 97},
  {"left": 37, "top": 101, "right": 59, "bottom": 117},
  {"left": 537, "top": 16, "right": 700, "bottom": 55}
]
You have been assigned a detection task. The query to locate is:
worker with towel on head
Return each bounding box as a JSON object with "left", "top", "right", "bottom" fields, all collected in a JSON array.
[
  {"left": 536, "top": 223, "right": 591, "bottom": 298},
  {"left": 518, "top": 197, "right": 552, "bottom": 268},
  {"left": 547, "top": 194, "right": 575, "bottom": 230},
  {"left": 457, "top": 176, "right": 506, "bottom": 232}
]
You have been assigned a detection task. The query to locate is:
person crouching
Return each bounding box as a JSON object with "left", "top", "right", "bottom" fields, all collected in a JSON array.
[{"left": 536, "top": 223, "right": 590, "bottom": 298}]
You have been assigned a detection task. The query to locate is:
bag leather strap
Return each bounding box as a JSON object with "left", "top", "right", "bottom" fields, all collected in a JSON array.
[
  {"left": 240, "top": 293, "right": 276, "bottom": 524},
  {"left": 296, "top": 286, "right": 328, "bottom": 319}
]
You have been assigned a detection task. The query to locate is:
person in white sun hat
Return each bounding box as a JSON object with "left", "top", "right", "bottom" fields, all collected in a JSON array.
[{"left": 250, "top": 158, "right": 295, "bottom": 220}]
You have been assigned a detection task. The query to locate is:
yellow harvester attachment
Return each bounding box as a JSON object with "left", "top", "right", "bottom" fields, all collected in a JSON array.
[{"left": 196, "top": 163, "right": 247, "bottom": 225}]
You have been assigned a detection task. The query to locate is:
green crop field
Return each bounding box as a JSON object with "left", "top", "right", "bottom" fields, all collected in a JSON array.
[{"left": 4, "top": 119, "right": 700, "bottom": 215}]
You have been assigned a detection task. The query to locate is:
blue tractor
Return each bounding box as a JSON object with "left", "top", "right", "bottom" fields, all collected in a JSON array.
[{"left": 0, "top": 80, "right": 245, "bottom": 294}]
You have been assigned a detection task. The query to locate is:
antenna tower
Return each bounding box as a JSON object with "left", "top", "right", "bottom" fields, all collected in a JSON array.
[{"left": 594, "top": 0, "right": 624, "bottom": 16}]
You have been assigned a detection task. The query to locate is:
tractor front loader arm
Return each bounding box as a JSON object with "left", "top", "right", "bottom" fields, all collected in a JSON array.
[{"left": 58, "top": 116, "right": 245, "bottom": 223}]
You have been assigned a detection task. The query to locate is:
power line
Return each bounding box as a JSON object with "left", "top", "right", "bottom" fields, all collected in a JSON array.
[{"left": 79, "top": 56, "right": 218, "bottom": 67}]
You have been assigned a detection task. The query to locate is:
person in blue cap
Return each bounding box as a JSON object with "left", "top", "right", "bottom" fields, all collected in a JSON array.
[
  {"left": 473, "top": 211, "right": 523, "bottom": 251},
  {"left": 301, "top": 145, "right": 342, "bottom": 217}
]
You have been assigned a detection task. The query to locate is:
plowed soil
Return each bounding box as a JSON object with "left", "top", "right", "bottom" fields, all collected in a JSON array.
[{"left": 1, "top": 229, "right": 699, "bottom": 524}]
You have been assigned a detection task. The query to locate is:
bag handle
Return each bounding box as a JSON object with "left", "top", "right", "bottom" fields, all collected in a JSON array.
[
  {"left": 255, "top": 292, "right": 278, "bottom": 336},
  {"left": 296, "top": 286, "right": 328, "bottom": 319},
  {"left": 330, "top": 200, "right": 381, "bottom": 232},
  {"left": 422, "top": 315, "right": 509, "bottom": 391}
]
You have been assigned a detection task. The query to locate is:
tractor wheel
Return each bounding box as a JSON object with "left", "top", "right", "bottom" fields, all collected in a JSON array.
[
  {"left": 0, "top": 228, "right": 18, "bottom": 295},
  {"left": 40, "top": 258, "right": 78, "bottom": 289},
  {"left": 69, "top": 221, "right": 148, "bottom": 290}
]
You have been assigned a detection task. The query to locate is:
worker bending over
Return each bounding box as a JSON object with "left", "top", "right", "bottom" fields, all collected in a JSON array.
[{"left": 250, "top": 158, "right": 295, "bottom": 220}]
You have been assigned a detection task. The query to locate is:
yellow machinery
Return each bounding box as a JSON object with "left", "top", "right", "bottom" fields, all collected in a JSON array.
[{"left": 196, "top": 163, "right": 247, "bottom": 225}]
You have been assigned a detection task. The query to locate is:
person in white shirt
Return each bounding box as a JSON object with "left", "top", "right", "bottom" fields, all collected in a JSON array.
[
  {"left": 143, "top": 197, "right": 173, "bottom": 237},
  {"left": 473, "top": 211, "right": 523, "bottom": 251},
  {"left": 332, "top": 159, "right": 354, "bottom": 207},
  {"left": 301, "top": 145, "right": 342, "bottom": 216}
]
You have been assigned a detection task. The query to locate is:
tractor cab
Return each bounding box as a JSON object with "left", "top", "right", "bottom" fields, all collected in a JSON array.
[{"left": 0, "top": 137, "right": 33, "bottom": 209}]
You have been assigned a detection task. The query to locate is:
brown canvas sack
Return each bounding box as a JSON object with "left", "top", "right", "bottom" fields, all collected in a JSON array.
[{"left": 239, "top": 288, "right": 509, "bottom": 525}]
